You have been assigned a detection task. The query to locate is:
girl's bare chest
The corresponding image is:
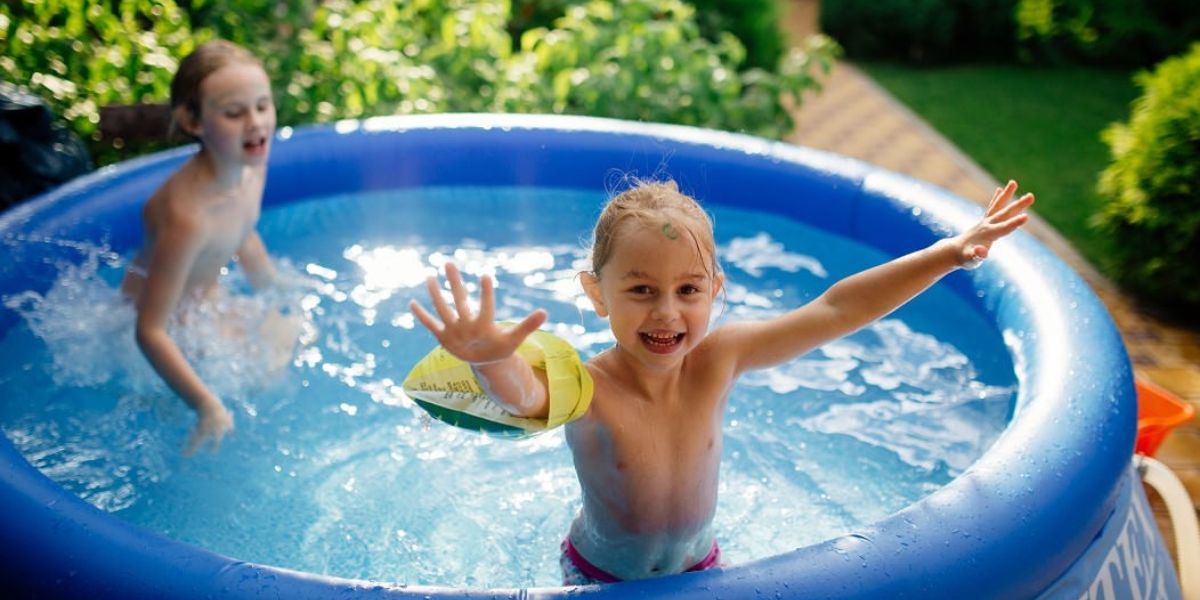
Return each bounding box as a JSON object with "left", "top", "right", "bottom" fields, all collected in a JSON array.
[
  {"left": 203, "top": 193, "right": 259, "bottom": 238},
  {"left": 592, "top": 392, "right": 722, "bottom": 455},
  {"left": 183, "top": 197, "right": 260, "bottom": 272}
]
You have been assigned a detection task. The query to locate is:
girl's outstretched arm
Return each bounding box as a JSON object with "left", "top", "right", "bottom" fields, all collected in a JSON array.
[
  {"left": 409, "top": 262, "right": 550, "bottom": 418},
  {"left": 726, "top": 180, "right": 1034, "bottom": 374},
  {"left": 134, "top": 218, "right": 234, "bottom": 455}
]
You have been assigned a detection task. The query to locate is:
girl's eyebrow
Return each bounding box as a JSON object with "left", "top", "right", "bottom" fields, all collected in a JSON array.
[
  {"left": 620, "top": 270, "right": 707, "bottom": 281},
  {"left": 209, "top": 98, "right": 247, "bottom": 110},
  {"left": 210, "top": 92, "right": 272, "bottom": 106}
]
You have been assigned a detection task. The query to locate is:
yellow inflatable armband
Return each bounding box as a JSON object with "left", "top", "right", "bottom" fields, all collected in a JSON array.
[{"left": 401, "top": 327, "right": 592, "bottom": 437}]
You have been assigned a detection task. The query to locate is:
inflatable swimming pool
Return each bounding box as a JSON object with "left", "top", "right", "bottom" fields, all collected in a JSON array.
[{"left": 0, "top": 114, "right": 1179, "bottom": 598}]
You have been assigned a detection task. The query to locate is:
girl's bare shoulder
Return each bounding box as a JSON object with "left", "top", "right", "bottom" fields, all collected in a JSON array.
[
  {"left": 694, "top": 322, "right": 747, "bottom": 355},
  {"left": 689, "top": 323, "right": 750, "bottom": 374},
  {"left": 144, "top": 162, "right": 207, "bottom": 228},
  {"left": 583, "top": 354, "right": 615, "bottom": 392}
]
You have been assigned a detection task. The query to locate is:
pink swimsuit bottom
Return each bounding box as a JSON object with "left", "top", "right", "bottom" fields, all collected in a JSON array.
[{"left": 560, "top": 537, "right": 722, "bottom": 585}]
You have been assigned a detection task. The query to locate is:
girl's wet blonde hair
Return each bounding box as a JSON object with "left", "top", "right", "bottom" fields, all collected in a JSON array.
[
  {"left": 168, "top": 39, "right": 264, "bottom": 139},
  {"left": 589, "top": 179, "right": 720, "bottom": 279}
]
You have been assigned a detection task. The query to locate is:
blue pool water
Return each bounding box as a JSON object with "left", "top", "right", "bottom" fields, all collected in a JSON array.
[{"left": 0, "top": 186, "right": 1016, "bottom": 587}]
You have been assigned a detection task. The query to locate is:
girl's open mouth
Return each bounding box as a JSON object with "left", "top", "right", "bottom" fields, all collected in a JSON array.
[
  {"left": 243, "top": 137, "right": 269, "bottom": 156},
  {"left": 640, "top": 331, "right": 684, "bottom": 354}
]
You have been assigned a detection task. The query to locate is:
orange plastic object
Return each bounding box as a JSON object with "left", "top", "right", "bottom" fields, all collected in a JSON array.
[{"left": 1135, "top": 377, "right": 1196, "bottom": 457}]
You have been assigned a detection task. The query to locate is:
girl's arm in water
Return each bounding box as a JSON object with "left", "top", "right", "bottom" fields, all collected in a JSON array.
[
  {"left": 235, "top": 230, "right": 277, "bottom": 290},
  {"left": 410, "top": 262, "right": 551, "bottom": 419},
  {"left": 134, "top": 214, "right": 234, "bottom": 455},
  {"left": 721, "top": 180, "right": 1035, "bottom": 374}
]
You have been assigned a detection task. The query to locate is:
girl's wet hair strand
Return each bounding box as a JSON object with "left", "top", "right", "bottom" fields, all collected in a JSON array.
[{"left": 589, "top": 178, "right": 720, "bottom": 280}]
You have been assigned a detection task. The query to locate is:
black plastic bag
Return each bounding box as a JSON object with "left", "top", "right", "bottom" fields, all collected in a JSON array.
[{"left": 0, "top": 81, "right": 93, "bottom": 210}]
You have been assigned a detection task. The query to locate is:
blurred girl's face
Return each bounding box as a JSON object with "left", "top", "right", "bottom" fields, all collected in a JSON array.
[{"left": 192, "top": 62, "right": 275, "bottom": 166}]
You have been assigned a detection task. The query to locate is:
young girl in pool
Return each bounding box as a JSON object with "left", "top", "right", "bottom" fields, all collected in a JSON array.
[
  {"left": 121, "top": 40, "right": 281, "bottom": 456},
  {"left": 410, "top": 178, "right": 1034, "bottom": 584}
]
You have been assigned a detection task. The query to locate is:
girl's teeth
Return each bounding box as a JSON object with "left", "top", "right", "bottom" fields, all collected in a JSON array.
[{"left": 643, "top": 332, "right": 680, "bottom": 343}]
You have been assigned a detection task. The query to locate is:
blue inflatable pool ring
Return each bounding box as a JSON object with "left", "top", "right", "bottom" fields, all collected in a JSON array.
[{"left": 0, "top": 114, "right": 1180, "bottom": 599}]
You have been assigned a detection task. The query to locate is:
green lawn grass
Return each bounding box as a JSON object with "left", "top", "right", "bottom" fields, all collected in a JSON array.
[{"left": 858, "top": 62, "right": 1140, "bottom": 273}]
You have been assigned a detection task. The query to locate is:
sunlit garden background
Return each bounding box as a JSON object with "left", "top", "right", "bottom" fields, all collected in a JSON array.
[{"left": 2, "top": 0, "right": 1198, "bottom": 317}]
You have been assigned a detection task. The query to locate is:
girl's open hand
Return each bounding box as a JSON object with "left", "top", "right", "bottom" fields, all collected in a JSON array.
[
  {"left": 954, "top": 180, "right": 1035, "bottom": 269},
  {"left": 410, "top": 262, "right": 547, "bottom": 365},
  {"left": 184, "top": 402, "right": 233, "bottom": 456}
]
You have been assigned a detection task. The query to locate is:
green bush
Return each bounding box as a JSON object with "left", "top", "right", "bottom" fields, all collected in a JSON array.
[
  {"left": 498, "top": 0, "right": 836, "bottom": 138},
  {"left": 184, "top": 0, "right": 314, "bottom": 49},
  {"left": 510, "top": 0, "right": 787, "bottom": 71},
  {"left": 825, "top": 0, "right": 1200, "bottom": 67},
  {"left": 821, "top": 0, "right": 1016, "bottom": 64},
  {"left": 273, "top": 0, "right": 835, "bottom": 136},
  {"left": 1094, "top": 43, "right": 1200, "bottom": 314},
  {"left": 2, "top": 0, "right": 837, "bottom": 167},
  {"left": 509, "top": 0, "right": 573, "bottom": 45},
  {"left": 276, "top": 0, "right": 512, "bottom": 123},
  {"left": 686, "top": 0, "right": 784, "bottom": 71},
  {"left": 0, "top": 0, "right": 202, "bottom": 163},
  {"left": 1015, "top": 0, "right": 1200, "bottom": 68}
]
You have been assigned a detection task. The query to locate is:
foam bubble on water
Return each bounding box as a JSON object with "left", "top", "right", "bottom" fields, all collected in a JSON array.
[
  {"left": 721, "top": 233, "right": 827, "bottom": 278},
  {"left": 790, "top": 320, "right": 1014, "bottom": 474},
  {"left": 722, "top": 282, "right": 778, "bottom": 311},
  {"left": 740, "top": 355, "right": 864, "bottom": 395},
  {"left": 854, "top": 321, "right": 971, "bottom": 391},
  {"left": 801, "top": 384, "right": 1013, "bottom": 475},
  {"left": 733, "top": 319, "right": 1012, "bottom": 475}
]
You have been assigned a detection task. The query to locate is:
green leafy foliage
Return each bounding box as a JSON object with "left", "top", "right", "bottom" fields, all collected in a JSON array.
[
  {"left": 274, "top": 0, "right": 512, "bottom": 123},
  {"left": 683, "top": 0, "right": 785, "bottom": 71},
  {"left": 2, "top": 0, "right": 837, "bottom": 167},
  {"left": 821, "top": 0, "right": 1016, "bottom": 64},
  {"left": 509, "top": 0, "right": 787, "bottom": 71},
  {"left": 1094, "top": 43, "right": 1200, "bottom": 314},
  {"left": 508, "top": 0, "right": 572, "bottom": 46},
  {"left": 498, "top": 0, "right": 836, "bottom": 138},
  {"left": 1015, "top": 0, "right": 1200, "bottom": 67},
  {"left": 1, "top": 0, "right": 202, "bottom": 162},
  {"left": 825, "top": 0, "right": 1200, "bottom": 67}
]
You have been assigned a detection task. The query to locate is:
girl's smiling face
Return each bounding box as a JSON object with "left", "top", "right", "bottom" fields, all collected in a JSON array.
[
  {"left": 187, "top": 63, "right": 275, "bottom": 166},
  {"left": 583, "top": 222, "right": 723, "bottom": 369}
]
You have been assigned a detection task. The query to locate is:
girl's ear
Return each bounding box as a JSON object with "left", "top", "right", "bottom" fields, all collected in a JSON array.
[
  {"left": 711, "top": 272, "right": 724, "bottom": 301},
  {"left": 581, "top": 271, "right": 608, "bottom": 318},
  {"left": 174, "top": 105, "right": 202, "bottom": 138}
]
